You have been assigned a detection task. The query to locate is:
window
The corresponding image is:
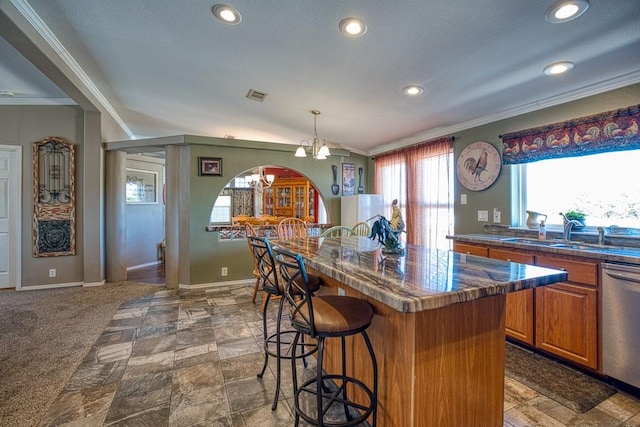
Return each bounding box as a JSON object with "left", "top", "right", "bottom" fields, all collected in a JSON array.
[
  {"left": 519, "top": 150, "right": 640, "bottom": 228},
  {"left": 375, "top": 138, "right": 453, "bottom": 250},
  {"left": 210, "top": 195, "right": 232, "bottom": 224}
]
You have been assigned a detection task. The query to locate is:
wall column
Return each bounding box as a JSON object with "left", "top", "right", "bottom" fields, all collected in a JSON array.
[{"left": 105, "top": 150, "right": 127, "bottom": 282}]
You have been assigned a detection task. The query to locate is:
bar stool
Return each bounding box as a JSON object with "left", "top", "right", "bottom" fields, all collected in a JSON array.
[
  {"left": 248, "top": 236, "right": 320, "bottom": 410},
  {"left": 273, "top": 246, "right": 378, "bottom": 427}
]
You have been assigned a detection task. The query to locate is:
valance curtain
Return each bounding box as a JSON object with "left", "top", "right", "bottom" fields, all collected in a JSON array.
[
  {"left": 375, "top": 137, "right": 452, "bottom": 249},
  {"left": 501, "top": 104, "right": 640, "bottom": 165}
]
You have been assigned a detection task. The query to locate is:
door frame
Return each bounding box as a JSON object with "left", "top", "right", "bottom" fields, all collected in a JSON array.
[{"left": 0, "top": 145, "right": 22, "bottom": 290}]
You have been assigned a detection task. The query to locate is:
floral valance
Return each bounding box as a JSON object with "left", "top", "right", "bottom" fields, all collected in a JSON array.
[{"left": 501, "top": 104, "right": 640, "bottom": 165}]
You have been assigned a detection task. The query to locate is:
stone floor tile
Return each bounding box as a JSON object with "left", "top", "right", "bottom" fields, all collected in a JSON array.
[{"left": 597, "top": 392, "right": 640, "bottom": 422}]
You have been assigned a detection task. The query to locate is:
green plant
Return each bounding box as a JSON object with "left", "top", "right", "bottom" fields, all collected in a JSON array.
[{"left": 564, "top": 210, "right": 586, "bottom": 221}]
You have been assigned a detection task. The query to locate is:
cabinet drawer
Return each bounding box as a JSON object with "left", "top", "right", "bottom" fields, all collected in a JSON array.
[
  {"left": 452, "top": 242, "right": 488, "bottom": 257},
  {"left": 535, "top": 255, "right": 598, "bottom": 287},
  {"left": 489, "top": 248, "right": 534, "bottom": 264}
]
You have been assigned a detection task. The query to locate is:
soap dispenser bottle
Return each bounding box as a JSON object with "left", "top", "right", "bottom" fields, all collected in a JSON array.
[{"left": 538, "top": 220, "right": 547, "bottom": 240}]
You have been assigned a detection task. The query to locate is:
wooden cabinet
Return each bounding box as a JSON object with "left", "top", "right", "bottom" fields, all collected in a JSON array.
[
  {"left": 489, "top": 248, "right": 535, "bottom": 345},
  {"left": 452, "top": 240, "right": 600, "bottom": 370},
  {"left": 267, "top": 178, "right": 316, "bottom": 220},
  {"left": 535, "top": 255, "right": 599, "bottom": 369},
  {"left": 452, "top": 242, "right": 488, "bottom": 257}
]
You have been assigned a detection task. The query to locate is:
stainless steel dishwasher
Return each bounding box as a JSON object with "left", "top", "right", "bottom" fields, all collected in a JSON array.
[{"left": 602, "top": 263, "right": 640, "bottom": 389}]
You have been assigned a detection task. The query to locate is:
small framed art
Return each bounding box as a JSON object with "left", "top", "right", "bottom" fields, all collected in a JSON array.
[
  {"left": 198, "top": 157, "right": 223, "bottom": 176},
  {"left": 342, "top": 163, "right": 355, "bottom": 196}
]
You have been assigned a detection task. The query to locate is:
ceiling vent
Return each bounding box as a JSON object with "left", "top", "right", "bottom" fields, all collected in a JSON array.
[{"left": 246, "top": 89, "right": 268, "bottom": 102}]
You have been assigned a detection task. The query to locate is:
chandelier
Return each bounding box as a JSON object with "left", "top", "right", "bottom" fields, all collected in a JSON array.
[
  {"left": 295, "top": 110, "right": 331, "bottom": 160},
  {"left": 246, "top": 167, "right": 275, "bottom": 190}
]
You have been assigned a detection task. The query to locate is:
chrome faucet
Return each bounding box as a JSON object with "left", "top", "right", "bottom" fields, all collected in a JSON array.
[{"left": 563, "top": 219, "right": 583, "bottom": 241}]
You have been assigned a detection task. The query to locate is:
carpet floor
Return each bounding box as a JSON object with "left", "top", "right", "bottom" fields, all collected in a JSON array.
[
  {"left": 0, "top": 281, "right": 163, "bottom": 427},
  {"left": 505, "top": 342, "right": 617, "bottom": 413}
]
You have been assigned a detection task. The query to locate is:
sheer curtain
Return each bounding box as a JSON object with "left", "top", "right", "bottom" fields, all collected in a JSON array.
[{"left": 375, "top": 138, "right": 453, "bottom": 249}]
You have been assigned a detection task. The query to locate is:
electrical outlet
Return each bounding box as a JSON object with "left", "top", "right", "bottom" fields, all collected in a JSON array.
[
  {"left": 337, "top": 287, "right": 345, "bottom": 296},
  {"left": 477, "top": 210, "right": 489, "bottom": 222},
  {"left": 461, "top": 194, "right": 467, "bottom": 205},
  {"left": 221, "top": 267, "right": 228, "bottom": 276},
  {"left": 49, "top": 269, "right": 56, "bottom": 278}
]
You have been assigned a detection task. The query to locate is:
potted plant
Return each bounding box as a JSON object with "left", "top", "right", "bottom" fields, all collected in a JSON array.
[{"left": 564, "top": 210, "right": 586, "bottom": 228}]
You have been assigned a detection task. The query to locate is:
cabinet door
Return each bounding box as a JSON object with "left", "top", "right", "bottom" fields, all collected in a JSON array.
[
  {"left": 535, "top": 282, "right": 597, "bottom": 369},
  {"left": 489, "top": 248, "right": 535, "bottom": 345},
  {"left": 274, "top": 185, "right": 293, "bottom": 217},
  {"left": 452, "top": 242, "right": 488, "bottom": 257},
  {"left": 293, "top": 184, "right": 308, "bottom": 219}
]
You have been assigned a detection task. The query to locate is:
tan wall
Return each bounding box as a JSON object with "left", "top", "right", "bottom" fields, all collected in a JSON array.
[{"left": 0, "top": 105, "right": 86, "bottom": 288}]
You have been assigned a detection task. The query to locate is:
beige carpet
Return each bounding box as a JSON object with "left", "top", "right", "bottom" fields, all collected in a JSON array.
[{"left": 0, "top": 281, "right": 164, "bottom": 427}]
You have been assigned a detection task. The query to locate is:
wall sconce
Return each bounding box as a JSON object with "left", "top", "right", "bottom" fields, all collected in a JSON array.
[{"left": 295, "top": 110, "right": 331, "bottom": 160}]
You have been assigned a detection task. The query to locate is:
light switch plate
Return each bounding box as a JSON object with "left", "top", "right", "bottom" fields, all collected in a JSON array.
[
  {"left": 461, "top": 194, "right": 467, "bottom": 205},
  {"left": 478, "top": 210, "right": 489, "bottom": 221}
]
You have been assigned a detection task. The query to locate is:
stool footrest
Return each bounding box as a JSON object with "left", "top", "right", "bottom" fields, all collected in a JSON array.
[{"left": 295, "top": 374, "right": 375, "bottom": 427}]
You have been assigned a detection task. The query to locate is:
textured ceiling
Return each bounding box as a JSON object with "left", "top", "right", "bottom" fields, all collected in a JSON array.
[{"left": 2, "top": 0, "right": 640, "bottom": 155}]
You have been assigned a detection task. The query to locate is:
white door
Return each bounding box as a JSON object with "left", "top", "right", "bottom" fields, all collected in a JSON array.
[{"left": 0, "top": 146, "right": 21, "bottom": 289}]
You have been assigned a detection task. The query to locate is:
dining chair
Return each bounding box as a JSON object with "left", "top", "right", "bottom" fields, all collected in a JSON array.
[
  {"left": 277, "top": 217, "right": 308, "bottom": 239},
  {"left": 320, "top": 225, "right": 356, "bottom": 238},
  {"left": 352, "top": 221, "right": 371, "bottom": 237}
]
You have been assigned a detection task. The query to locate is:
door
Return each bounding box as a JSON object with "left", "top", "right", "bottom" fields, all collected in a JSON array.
[{"left": 0, "top": 146, "right": 21, "bottom": 289}]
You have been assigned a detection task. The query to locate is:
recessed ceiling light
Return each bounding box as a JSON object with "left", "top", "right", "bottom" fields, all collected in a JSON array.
[
  {"left": 0, "top": 90, "right": 16, "bottom": 97},
  {"left": 403, "top": 85, "right": 424, "bottom": 96},
  {"left": 545, "top": 0, "right": 589, "bottom": 23},
  {"left": 339, "top": 18, "right": 367, "bottom": 37},
  {"left": 212, "top": 4, "right": 242, "bottom": 25},
  {"left": 543, "top": 61, "right": 575, "bottom": 75}
]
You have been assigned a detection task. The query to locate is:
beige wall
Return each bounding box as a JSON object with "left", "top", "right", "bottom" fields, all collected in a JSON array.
[{"left": 0, "top": 105, "right": 86, "bottom": 288}]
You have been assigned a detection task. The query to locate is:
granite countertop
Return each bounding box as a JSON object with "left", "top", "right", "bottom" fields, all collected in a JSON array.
[
  {"left": 450, "top": 234, "right": 640, "bottom": 264},
  {"left": 272, "top": 236, "right": 567, "bottom": 313}
]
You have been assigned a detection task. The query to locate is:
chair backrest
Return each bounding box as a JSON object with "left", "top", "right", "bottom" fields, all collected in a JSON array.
[
  {"left": 277, "top": 217, "right": 308, "bottom": 239},
  {"left": 320, "top": 225, "right": 356, "bottom": 238},
  {"left": 248, "top": 236, "right": 280, "bottom": 295},
  {"left": 352, "top": 221, "right": 371, "bottom": 237},
  {"left": 273, "top": 246, "right": 316, "bottom": 337}
]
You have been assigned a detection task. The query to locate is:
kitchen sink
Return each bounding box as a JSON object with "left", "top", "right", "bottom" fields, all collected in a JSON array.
[{"left": 549, "top": 243, "right": 610, "bottom": 250}]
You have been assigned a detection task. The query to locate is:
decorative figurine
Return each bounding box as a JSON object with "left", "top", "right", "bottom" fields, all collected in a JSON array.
[{"left": 369, "top": 199, "right": 405, "bottom": 255}]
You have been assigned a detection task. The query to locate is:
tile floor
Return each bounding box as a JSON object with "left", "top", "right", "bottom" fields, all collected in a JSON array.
[{"left": 39, "top": 283, "right": 640, "bottom": 427}]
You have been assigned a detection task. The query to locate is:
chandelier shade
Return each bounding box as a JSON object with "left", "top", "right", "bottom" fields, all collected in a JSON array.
[{"left": 295, "top": 110, "right": 331, "bottom": 160}]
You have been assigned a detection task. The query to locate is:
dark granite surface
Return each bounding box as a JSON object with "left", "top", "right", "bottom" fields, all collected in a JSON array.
[
  {"left": 451, "top": 234, "right": 640, "bottom": 264},
  {"left": 272, "top": 236, "right": 567, "bottom": 313}
]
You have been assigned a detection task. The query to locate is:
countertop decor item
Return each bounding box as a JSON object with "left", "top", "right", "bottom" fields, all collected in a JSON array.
[
  {"left": 563, "top": 210, "right": 586, "bottom": 228},
  {"left": 456, "top": 141, "right": 502, "bottom": 191}
]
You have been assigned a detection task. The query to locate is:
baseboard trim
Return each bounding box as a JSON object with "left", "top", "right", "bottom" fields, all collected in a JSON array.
[
  {"left": 18, "top": 281, "right": 84, "bottom": 291},
  {"left": 179, "top": 279, "right": 254, "bottom": 290},
  {"left": 83, "top": 280, "right": 106, "bottom": 287}
]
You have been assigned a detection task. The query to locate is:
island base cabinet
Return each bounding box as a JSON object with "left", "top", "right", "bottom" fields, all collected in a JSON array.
[
  {"left": 315, "top": 268, "right": 507, "bottom": 427},
  {"left": 535, "top": 283, "right": 598, "bottom": 370}
]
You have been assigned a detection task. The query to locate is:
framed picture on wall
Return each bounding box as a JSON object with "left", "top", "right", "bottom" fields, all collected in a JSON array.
[
  {"left": 199, "top": 157, "right": 223, "bottom": 176},
  {"left": 126, "top": 168, "right": 158, "bottom": 204},
  {"left": 342, "top": 163, "right": 355, "bottom": 196}
]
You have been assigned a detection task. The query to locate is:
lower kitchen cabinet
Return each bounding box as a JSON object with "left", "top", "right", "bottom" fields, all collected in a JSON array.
[
  {"left": 535, "top": 282, "right": 598, "bottom": 369},
  {"left": 535, "top": 254, "right": 599, "bottom": 370},
  {"left": 489, "top": 248, "right": 535, "bottom": 346},
  {"left": 452, "top": 240, "right": 601, "bottom": 371}
]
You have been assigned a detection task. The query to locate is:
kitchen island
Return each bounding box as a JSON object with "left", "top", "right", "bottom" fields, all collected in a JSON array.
[{"left": 273, "top": 236, "right": 567, "bottom": 427}]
